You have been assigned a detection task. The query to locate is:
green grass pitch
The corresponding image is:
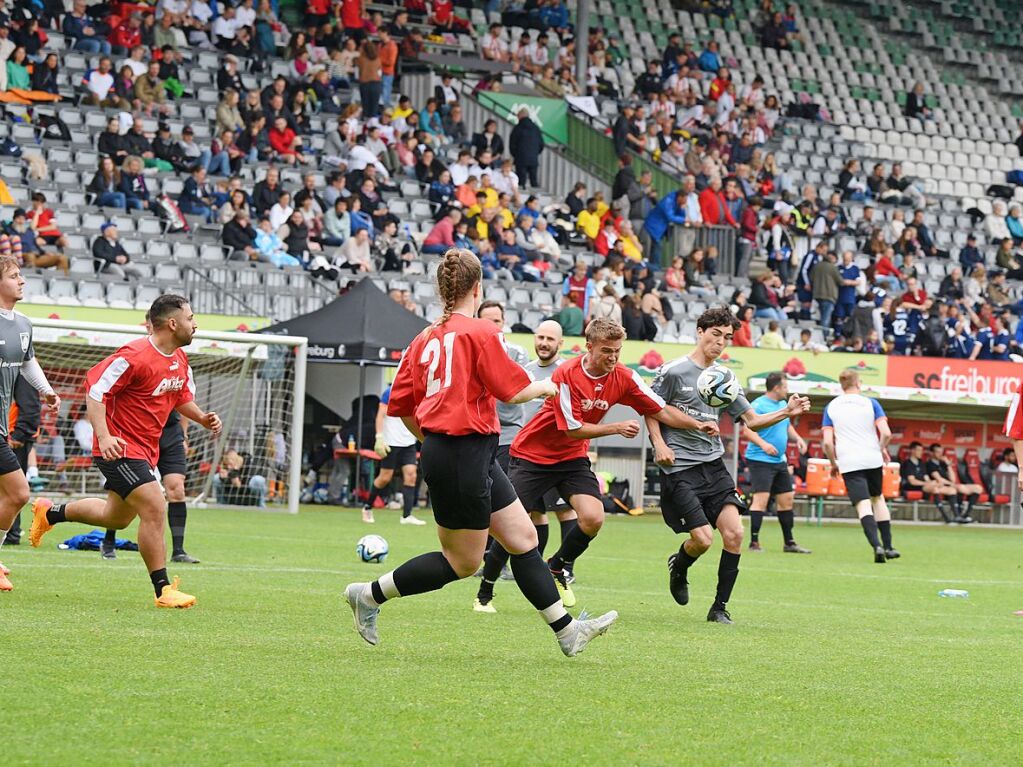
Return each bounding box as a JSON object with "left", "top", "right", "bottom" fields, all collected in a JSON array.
[{"left": 2, "top": 507, "right": 1020, "bottom": 765}]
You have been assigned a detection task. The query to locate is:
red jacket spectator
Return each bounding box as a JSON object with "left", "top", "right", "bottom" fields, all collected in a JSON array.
[
  {"left": 902, "top": 287, "right": 927, "bottom": 306},
  {"left": 306, "top": 0, "right": 330, "bottom": 17},
  {"left": 732, "top": 319, "right": 753, "bottom": 347},
  {"left": 698, "top": 187, "right": 738, "bottom": 227},
  {"left": 108, "top": 17, "right": 142, "bottom": 49},
  {"left": 739, "top": 205, "right": 759, "bottom": 243},
  {"left": 269, "top": 125, "right": 298, "bottom": 156},
  {"left": 423, "top": 216, "right": 456, "bottom": 248},
  {"left": 708, "top": 76, "right": 729, "bottom": 101},
  {"left": 874, "top": 254, "right": 900, "bottom": 278},
  {"left": 340, "top": 0, "right": 364, "bottom": 30}
]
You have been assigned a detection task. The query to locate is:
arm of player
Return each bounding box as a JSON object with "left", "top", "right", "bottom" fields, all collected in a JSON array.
[
  {"left": 742, "top": 424, "right": 778, "bottom": 456},
  {"left": 1014, "top": 439, "right": 1023, "bottom": 493},
  {"left": 876, "top": 416, "right": 892, "bottom": 463},
  {"left": 787, "top": 424, "right": 806, "bottom": 453},
  {"left": 373, "top": 403, "right": 391, "bottom": 457},
  {"left": 506, "top": 378, "right": 558, "bottom": 405},
  {"left": 19, "top": 357, "right": 60, "bottom": 411},
  {"left": 741, "top": 394, "right": 810, "bottom": 431},
  {"left": 176, "top": 400, "right": 222, "bottom": 435},
  {"left": 645, "top": 416, "right": 675, "bottom": 466},
  {"left": 401, "top": 416, "right": 424, "bottom": 442},
  {"left": 650, "top": 405, "right": 719, "bottom": 436},
  {"left": 821, "top": 427, "right": 839, "bottom": 476},
  {"left": 564, "top": 419, "right": 640, "bottom": 440},
  {"left": 86, "top": 396, "right": 126, "bottom": 461}
]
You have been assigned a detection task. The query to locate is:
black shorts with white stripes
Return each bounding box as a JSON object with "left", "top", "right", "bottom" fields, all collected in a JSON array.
[{"left": 94, "top": 458, "right": 158, "bottom": 500}]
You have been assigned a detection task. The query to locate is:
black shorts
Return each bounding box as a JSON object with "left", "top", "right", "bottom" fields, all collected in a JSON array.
[
  {"left": 95, "top": 458, "right": 158, "bottom": 500},
  {"left": 496, "top": 443, "right": 512, "bottom": 474},
  {"left": 660, "top": 458, "right": 747, "bottom": 534},
  {"left": 157, "top": 423, "right": 187, "bottom": 477},
  {"left": 420, "top": 432, "right": 516, "bottom": 530},
  {"left": 843, "top": 466, "right": 883, "bottom": 505},
  {"left": 747, "top": 459, "right": 794, "bottom": 496},
  {"left": 381, "top": 443, "right": 417, "bottom": 471},
  {"left": 0, "top": 440, "right": 22, "bottom": 476},
  {"left": 509, "top": 456, "right": 601, "bottom": 514}
]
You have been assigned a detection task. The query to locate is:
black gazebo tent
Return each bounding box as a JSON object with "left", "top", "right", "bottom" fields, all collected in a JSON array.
[{"left": 262, "top": 279, "right": 428, "bottom": 493}]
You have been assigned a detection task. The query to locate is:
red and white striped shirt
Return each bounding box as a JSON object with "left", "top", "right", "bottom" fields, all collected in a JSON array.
[
  {"left": 85, "top": 337, "right": 195, "bottom": 465},
  {"left": 1004, "top": 381, "right": 1023, "bottom": 440}
]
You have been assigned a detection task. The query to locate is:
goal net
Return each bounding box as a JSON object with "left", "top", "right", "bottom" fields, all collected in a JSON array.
[{"left": 28, "top": 318, "right": 308, "bottom": 514}]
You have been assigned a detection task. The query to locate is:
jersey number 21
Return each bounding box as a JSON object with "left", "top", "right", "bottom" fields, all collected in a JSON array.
[{"left": 422, "top": 332, "right": 455, "bottom": 397}]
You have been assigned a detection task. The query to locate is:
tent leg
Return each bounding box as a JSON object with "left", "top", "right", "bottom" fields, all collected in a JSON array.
[{"left": 354, "top": 361, "right": 365, "bottom": 508}]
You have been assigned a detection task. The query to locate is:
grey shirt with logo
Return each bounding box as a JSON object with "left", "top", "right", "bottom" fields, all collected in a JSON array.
[
  {"left": 0, "top": 310, "right": 36, "bottom": 439},
  {"left": 650, "top": 356, "right": 751, "bottom": 473},
  {"left": 498, "top": 341, "right": 531, "bottom": 446}
]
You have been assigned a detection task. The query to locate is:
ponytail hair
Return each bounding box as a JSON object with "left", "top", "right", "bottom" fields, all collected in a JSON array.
[{"left": 436, "top": 248, "right": 482, "bottom": 326}]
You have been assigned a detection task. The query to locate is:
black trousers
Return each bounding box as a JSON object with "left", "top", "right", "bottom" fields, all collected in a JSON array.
[
  {"left": 515, "top": 162, "right": 539, "bottom": 188},
  {"left": 4, "top": 440, "right": 32, "bottom": 544}
]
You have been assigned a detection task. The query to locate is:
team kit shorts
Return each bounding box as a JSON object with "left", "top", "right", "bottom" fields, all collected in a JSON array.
[
  {"left": 660, "top": 458, "right": 748, "bottom": 533},
  {"left": 842, "top": 466, "right": 884, "bottom": 505},
  {"left": 157, "top": 422, "right": 188, "bottom": 477},
  {"left": 95, "top": 458, "right": 158, "bottom": 500},
  {"left": 747, "top": 459, "right": 794, "bottom": 496},
  {"left": 381, "top": 443, "right": 418, "bottom": 471},
  {"left": 419, "top": 431, "right": 516, "bottom": 530},
  {"left": 509, "top": 457, "right": 601, "bottom": 514},
  {"left": 0, "top": 440, "right": 23, "bottom": 476}
]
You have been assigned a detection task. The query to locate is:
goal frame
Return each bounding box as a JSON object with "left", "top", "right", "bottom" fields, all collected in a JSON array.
[{"left": 31, "top": 318, "right": 309, "bottom": 514}]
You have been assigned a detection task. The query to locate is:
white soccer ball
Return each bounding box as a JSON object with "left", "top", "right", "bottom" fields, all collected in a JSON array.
[
  {"left": 356, "top": 534, "right": 389, "bottom": 564},
  {"left": 697, "top": 365, "right": 741, "bottom": 408}
]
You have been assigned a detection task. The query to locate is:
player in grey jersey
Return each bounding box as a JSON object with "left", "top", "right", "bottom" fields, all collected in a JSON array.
[
  {"left": 646, "top": 308, "right": 809, "bottom": 624},
  {"left": 0, "top": 258, "right": 60, "bottom": 592},
  {"left": 474, "top": 320, "right": 580, "bottom": 612}
]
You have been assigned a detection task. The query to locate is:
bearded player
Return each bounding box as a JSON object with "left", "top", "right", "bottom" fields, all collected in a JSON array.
[
  {"left": 30, "top": 295, "right": 221, "bottom": 608},
  {"left": 0, "top": 258, "right": 61, "bottom": 593},
  {"left": 647, "top": 308, "right": 810, "bottom": 624}
]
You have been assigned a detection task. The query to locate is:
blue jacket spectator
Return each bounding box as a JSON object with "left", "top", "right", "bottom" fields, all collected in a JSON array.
[
  {"left": 958, "top": 236, "right": 984, "bottom": 273},
  {"left": 697, "top": 43, "right": 721, "bottom": 73},
  {"left": 643, "top": 190, "right": 687, "bottom": 244}
]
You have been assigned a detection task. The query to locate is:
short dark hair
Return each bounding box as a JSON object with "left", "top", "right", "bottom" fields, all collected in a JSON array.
[
  {"left": 477, "top": 300, "right": 504, "bottom": 318},
  {"left": 909, "top": 441, "right": 923, "bottom": 450},
  {"left": 697, "top": 306, "right": 740, "bottom": 332},
  {"left": 930, "top": 443, "right": 942, "bottom": 451},
  {"left": 149, "top": 294, "right": 189, "bottom": 328},
  {"left": 765, "top": 372, "right": 784, "bottom": 391}
]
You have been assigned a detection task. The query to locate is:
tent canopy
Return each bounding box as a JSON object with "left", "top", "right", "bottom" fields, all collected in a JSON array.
[{"left": 262, "top": 278, "right": 427, "bottom": 364}]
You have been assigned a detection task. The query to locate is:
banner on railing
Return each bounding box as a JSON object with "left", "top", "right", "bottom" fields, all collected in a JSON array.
[
  {"left": 484, "top": 92, "right": 568, "bottom": 143},
  {"left": 565, "top": 95, "right": 599, "bottom": 118}
]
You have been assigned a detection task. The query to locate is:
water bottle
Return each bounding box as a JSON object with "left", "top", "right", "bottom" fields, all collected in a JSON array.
[
  {"left": 347, "top": 435, "right": 356, "bottom": 451},
  {"left": 938, "top": 589, "right": 969, "bottom": 598}
]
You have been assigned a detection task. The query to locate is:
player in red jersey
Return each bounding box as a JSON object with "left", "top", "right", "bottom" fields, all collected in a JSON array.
[
  {"left": 343, "top": 249, "right": 619, "bottom": 657},
  {"left": 1007, "top": 381, "right": 1023, "bottom": 615},
  {"left": 499, "top": 317, "right": 717, "bottom": 606},
  {"left": 29, "top": 296, "right": 222, "bottom": 608}
]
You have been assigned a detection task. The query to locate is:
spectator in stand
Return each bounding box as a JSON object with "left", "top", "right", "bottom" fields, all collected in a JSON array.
[
  {"left": 269, "top": 115, "right": 311, "bottom": 165},
  {"left": 471, "top": 119, "right": 504, "bottom": 158},
  {"left": 988, "top": 270, "right": 1012, "bottom": 308},
  {"left": 642, "top": 188, "right": 688, "bottom": 266},
  {"left": 356, "top": 39, "right": 382, "bottom": 119},
  {"left": 480, "top": 23, "right": 510, "bottom": 62},
  {"left": 85, "top": 57, "right": 118, "bottom": 107},
  {"left": 757, "top": 320, "right": 789, "bottom": 349},
  {"left": 64, "top": 0, "right": 112, "bottom": 55},
  {"left": 562, "top": 260, "right": 596, "bottom": 317},
  {"left": 7, "top": 209, "right": 69, "bottom": 275},
  {"left": 422, "top": 210, "right": 460, "bottom": 255},
  {"left": 134, "top": 60, "right": 170, "bottom": 116},
  {"left": 108, "top": 12, "right": 144, "bottom": 54},
  {"left": 698, "top": 176, "right": 738, "bottom": 227},
  {"left": 994, "top": 237, "right": 1018, "bottom": 272},
  {"left": 496, "top": 228, "right": 530, "bottom": 281},
  {"left": 28, "top": 192, "right": 68, "bottom": 252},
  {"left": 223, "top": 210, "right": 262, "bottom": 261},
  {"left": 589, "top": 284, "right": 622, "bottom": 324},
  {"left": 887, "top": 162, "right": 926, "bottom": 209},
  {"left": 837, "top": 250, "right": 861, "bottom": 321},
  {"left": 837, "top": 159, "right": 867, "bottom": 201},
  {"left": 737, "top": 194, "right": 761, "bottom": 277},
  {"left": 733, "top": 305, "right": 755, "bottom": 347},
  {"left": 118, "top": 156, "right": 151, "bottom": 211},
  {"left": 31, "top": 52, "right": 60, "bottom": 95},
  {"left": 811, "top": 249, "right": 843, "bottom": 329},
  {"left": 254, "top": 217, "right": 301, "bottom": 267},
  {"left": 904, "top": 82, "right": 932, "bottom": 121},
  {"left": 760, "top": 11, "right": 790, "bottom": 50},
  {"left": 179, "top": 166, "right": 216, "bottom": 222},
  {"left": 987, "top": 201, "right": 1012, "bottom": 244},
  {"left": 337, "top": 227, "right": 373, "bottom": 272},
  {"left": 873, "top": 247, "right": 903, "bottom": 294},
  {"left": 751, "top": 271, "right": 786, "bottom": 321},
  {"left": 88, "top": 156, "right": 127, "bottom": 210},
  {"left": 508, "top": 109, "right": 545, "bottom": 190},
  {"left": 92, "top": 222, "right": 144, "bottom": 280}
]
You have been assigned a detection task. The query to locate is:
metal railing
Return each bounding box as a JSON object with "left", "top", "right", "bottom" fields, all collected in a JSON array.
[{"left": 181, "top": 264, "right": 335, "bottom": 321}]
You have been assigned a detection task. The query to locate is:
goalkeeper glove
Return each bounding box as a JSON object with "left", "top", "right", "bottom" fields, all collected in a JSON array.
[{"left": 374, "top": 436, "right": 391, "bottom": 458}]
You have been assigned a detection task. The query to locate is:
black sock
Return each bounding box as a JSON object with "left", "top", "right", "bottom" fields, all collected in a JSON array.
[
  {"left": 934, "top": 500, "right": 952, "bottom": 523},
  {"left": 549, "top": 525, "right": 593, "bottom": 571},
  {"left": 366, "top": 486, "right": 382, "bottom": 508},
  {"left": 477, "top": 576, "right": 495, "bottom": 601},
  {"left": 481, "top": 540, "right": 510, "bottom": 582},
  {"left": 678, "top": 539, "right": 700, "bottom": 568},
  {"left": 860, "top": 514, "right": 882, "bottom": 548},
  {"left": 749, "top": 510, "right": 763, "bottom": 543},
  {"left": 46, "top": 503, "right": 66, "bottom": 525},
  {"left": 150, "top": 568, "right": 170, "bottom": 597},
  {"left": 953, "top": 496, "right": 963, "bottom": 518},
  {"left": 536, "top": 524, "right": 550, "bottom": 556},
  {"left": 965, "top": 493, "right": 978, "bottom": 517},
  {"left": 877, "top": 519, "right": 893, "bottom": 549},
  {"left": 510, "top": 549, "right": 571, "bottom": 633},
  {"left": 168, "top": 501, "right": 187, "bottom": 554},
  {"left": 713, "top": 550, "right": 740, "bottom": 609},
  {"left": 103, "top": 528, "right": 116, "bottom": 547},
  {"left": 778, "top": 510, "right": 796, "bottom": 544},
  {"left": 401, "top": 486, "right": 416, "bottom": 518},
  {"left": 389, "top": 551, "right": 460, "bottom": 598},
  {"left": 558, "top": 516, "right": 578, "bottom": 544}
]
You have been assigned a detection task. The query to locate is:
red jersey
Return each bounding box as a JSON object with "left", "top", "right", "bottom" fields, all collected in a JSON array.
[
  {"left": 85, "top": 337, "right": 195, "bottom": 465},
  {"left": 387, "top": 313, "right": 530, "bottom": 436},
  {"left": 511, "top": 356, "right": 665, "bottom": 464},
  {"left": 1005, "top": 381, "right": 1023, "bottom": 439}
]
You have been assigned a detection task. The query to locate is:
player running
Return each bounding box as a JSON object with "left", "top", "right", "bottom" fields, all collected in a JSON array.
[
  {"left": 821, "top": 369, "right": 899, "bottom": 564},
  {"left": 362, "top": 383, "right": 426, "bottom": 525},
  {"left": 474, "top": 319, "right": 580, "bottom": 613},
  {"left": 342, "top": 248, "right": 618, "bottom": 657},
  {"left": 743, "top": 371, "right": 811, "bottom": 554},
  {"left": 29, "top": 295, "right": 222, "bottom": 607},
  {"left": 647, "top": 308, "right": 810, "bottom": 624},
  {"left": 0, "top": 258, "right": 61, "bottom": 593},
  {"left": 508, "top": 318, "right": 715, "bottom": 608}
]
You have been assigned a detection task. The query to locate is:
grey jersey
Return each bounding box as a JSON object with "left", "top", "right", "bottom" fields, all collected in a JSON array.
[
  {"left": 520, "top": 357, "right": 563, "bottom": 426},
  {"left": 651, "top": 356, "right": 751, "bottom": 473},
  {"left": 497, "top": 341, "right": 531, "bottom": 445},
  {"left": 0, "top": 310, "right": 36, "bottom": 439}
]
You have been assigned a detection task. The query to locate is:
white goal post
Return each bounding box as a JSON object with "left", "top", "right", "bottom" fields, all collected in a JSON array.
[{"left": 28, "top": 318, "right": 308, "bottom": 514}]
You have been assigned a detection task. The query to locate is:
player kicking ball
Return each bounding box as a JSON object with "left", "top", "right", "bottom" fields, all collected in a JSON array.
[
  {"left": 343, "top": 249, "right": 618, "bottom": 657},
  {"left": 743, "top": 371, "right": 811, "bottom": 554},
  {"left": 29, "top": 296, "right": 221, "bottom": 608},
  {"left": 647, "top": 308, "right": 810, "bottom": 624},
  {"left": 0, "top": 258, "right": 61, "bottom": 592}
]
